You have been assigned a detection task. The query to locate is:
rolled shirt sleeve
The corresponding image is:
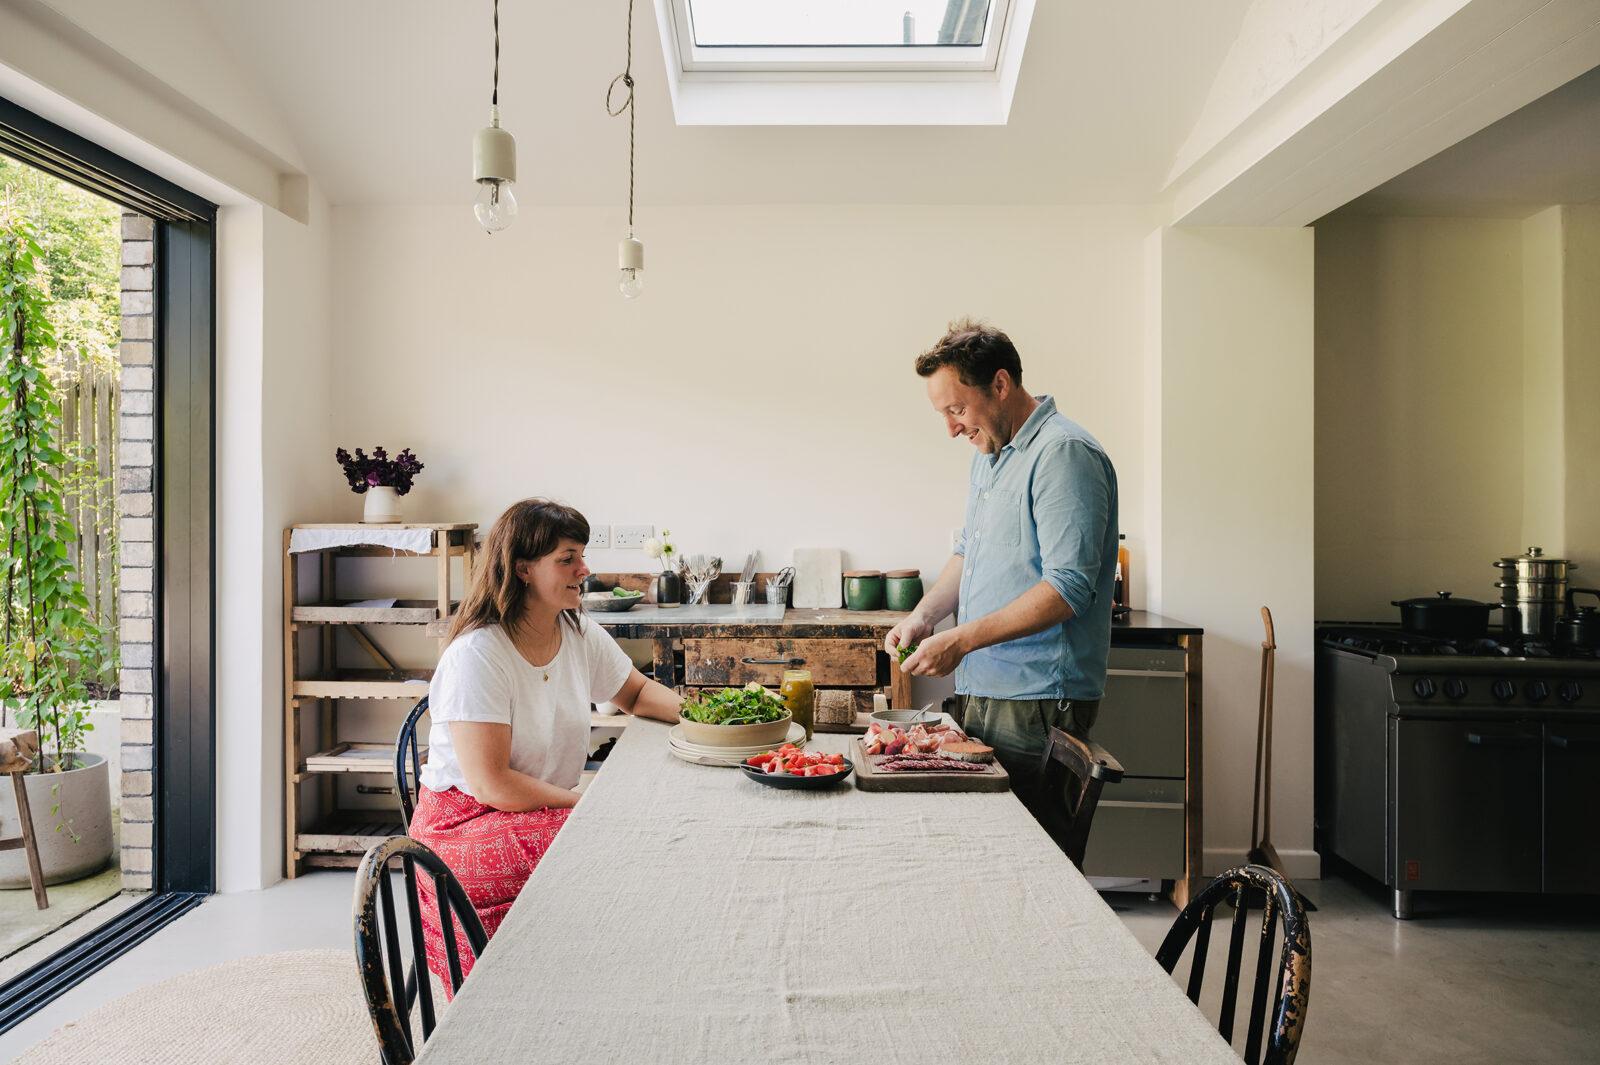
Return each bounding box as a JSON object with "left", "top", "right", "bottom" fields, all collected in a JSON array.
[{"left": 1032, "top": 439, "right": 1112, "bottom": 618}]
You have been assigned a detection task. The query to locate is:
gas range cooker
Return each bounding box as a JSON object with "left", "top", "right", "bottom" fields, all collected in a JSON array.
[
  {"left": 1317, "top": 623, "right": 1600, "bottom": 712},
  {"left": 1317, "top": 621, "right": 1600, "bottom": 919}
]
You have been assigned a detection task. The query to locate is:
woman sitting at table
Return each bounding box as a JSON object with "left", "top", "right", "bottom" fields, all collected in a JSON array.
[{"left": 411, "top": 498, "right": 681, "bottom": 987}]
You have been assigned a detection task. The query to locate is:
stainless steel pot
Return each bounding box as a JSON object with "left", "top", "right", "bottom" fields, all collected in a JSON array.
[
  {"left": 1492, "top": 546, "right": 1575, "bottom": 640},
  {"left": 1493, "top": 546, "right": 1577, "bottom": 583},
  {"left": 1501, "top": 597, "right": 1564, "bottom": 641}
]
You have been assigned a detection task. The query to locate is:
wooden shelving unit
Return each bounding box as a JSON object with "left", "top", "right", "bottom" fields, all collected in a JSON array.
[{"left": 283, "top": 523, "right": 476, "bottom": 878}]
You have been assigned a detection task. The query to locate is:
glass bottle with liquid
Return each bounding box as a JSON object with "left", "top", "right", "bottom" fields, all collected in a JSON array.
[{"left": 780, "top": 669, "right": 815, "bottom": 740}]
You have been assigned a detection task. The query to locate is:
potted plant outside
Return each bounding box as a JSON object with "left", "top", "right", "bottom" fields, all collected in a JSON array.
[
  {"left": 0, "top": 210, "right": 114, "bottom": 887},
  {"left": 336, "top": 446, "right": 424, "bottom": 524}
]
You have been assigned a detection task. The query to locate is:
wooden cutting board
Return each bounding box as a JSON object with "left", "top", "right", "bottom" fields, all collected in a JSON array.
[{"left": 852, "top": 738, "right": 1011, "bottom": 793}]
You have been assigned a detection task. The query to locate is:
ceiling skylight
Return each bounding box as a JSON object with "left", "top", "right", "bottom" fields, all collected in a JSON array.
[
  {"left": 670, "top": 0, "right": 1006, "bottom": 71},
  {"left": 654, "top": 0, "right": 1036, "bottom": 126},
  {"left": 687, "top": 1, "right": 989, "bottom": 48}
]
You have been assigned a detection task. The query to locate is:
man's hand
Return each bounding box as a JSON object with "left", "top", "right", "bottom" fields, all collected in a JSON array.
[
  {"left": 884, "top": 615, "right": 933, "bottom": 657},
  {"left": 899, "top": 627, "right": 969, "bottom": 678}
]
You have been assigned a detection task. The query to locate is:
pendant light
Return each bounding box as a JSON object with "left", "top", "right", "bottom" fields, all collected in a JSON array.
[
  {"left": 472, "top": 0, "right": 517, "bottom": 234},
  {"left": 607, "top": 0, "right": 644, "bottom": 298}
]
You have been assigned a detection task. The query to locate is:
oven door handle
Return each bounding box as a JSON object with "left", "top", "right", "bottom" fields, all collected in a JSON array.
[
  {"left": 1548, "top": 734, "right": 1600, "bottom": 751},
  {"left": 1465, "top": 732, "right": 1540, "bottom": 747}
]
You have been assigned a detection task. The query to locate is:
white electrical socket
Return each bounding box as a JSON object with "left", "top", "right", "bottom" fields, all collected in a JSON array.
[
  {"left": 588, "top": 524, "right": 611, "bottom": 549},
  {"left": 613, "top": 524, "right": 654, "bottom": 550}
]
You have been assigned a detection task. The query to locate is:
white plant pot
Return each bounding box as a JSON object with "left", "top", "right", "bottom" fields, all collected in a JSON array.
[
  {"left": 362, "top": 486, "right": 402, "bottom": 524},
  {"left": 0, "top": 752, "right": 114, "bottom": 888}
]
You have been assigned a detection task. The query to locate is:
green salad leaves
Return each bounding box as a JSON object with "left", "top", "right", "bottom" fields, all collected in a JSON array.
[{"left": 680, "top": 685, "right": 790, "bottom": 725}]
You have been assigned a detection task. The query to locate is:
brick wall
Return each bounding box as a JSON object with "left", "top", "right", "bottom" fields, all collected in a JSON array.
[{"left": 118, "top": 211, "right": 155, "bottom": 890}]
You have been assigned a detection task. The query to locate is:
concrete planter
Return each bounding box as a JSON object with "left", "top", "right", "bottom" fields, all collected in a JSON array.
[{"left": 0, "top": 753, "right": 114, "bottom": 888}]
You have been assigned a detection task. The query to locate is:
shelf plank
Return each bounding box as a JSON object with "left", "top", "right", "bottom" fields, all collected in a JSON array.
[
  {"left": 293, "top": 599, "right": 457, "bottom": 625},
  {"left": 291, "top": 523, "right": 476, "bottom": 531},
  {"left": 298, "top": 813, "right": 403, "bottom": 855},
  {"left": 294, "top": 674, "right": 431, "bottom": 700},
  {"left": 302, "top": 741, "right": 419, "bottom": 774},
  {"left": 591, "top": 711, "right": 631, "bottom": 728}
]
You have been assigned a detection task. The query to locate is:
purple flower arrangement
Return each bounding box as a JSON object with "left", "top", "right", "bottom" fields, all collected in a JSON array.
[{"left": 335, "top": 446, "right": 424, "bottom": 495}]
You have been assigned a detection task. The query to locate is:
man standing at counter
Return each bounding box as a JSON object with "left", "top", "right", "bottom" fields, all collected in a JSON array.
[{"left": 887, "top": 319, "right": 1119, "bottom": 830}]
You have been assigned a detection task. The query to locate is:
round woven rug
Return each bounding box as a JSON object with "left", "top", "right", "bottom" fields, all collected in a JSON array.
[{"left": 12, "top": 950, "right": 386, "bottom": 1064}]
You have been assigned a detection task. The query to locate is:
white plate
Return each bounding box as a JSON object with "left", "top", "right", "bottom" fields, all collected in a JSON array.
[{"left": 667, "top": 722, "right": 807, "bottom": 767}]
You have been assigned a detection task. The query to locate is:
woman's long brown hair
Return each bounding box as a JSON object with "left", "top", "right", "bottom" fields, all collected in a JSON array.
[{"left": 446, "top": 499, "right": 590, "bottom": 644}]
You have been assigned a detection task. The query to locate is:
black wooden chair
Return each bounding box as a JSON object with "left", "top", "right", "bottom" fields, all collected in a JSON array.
[
  {"left": 353, "top": 835, "right": 488, "bottom": 1065},
  {"left": 1035, "top": 725, "right": 1125, "bottom": 869},
  {"left": 395, "top": 696, "right": 429, "bottom": 831},
  {"left": 1156, "top": 864, "right": 1312, "bottom": 1065}
]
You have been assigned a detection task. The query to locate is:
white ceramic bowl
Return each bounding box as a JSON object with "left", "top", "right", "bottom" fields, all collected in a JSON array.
[{"left": 674, "top": 712, "right": 794, "bottom": 749}]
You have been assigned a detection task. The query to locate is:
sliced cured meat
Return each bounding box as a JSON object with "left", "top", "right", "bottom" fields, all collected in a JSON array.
[{"left": 875, "top": 755, "right": 990, "bottom": 773}]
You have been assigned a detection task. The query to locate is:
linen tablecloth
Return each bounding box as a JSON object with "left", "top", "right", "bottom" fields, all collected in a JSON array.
[{"left": 417, "top": 719, "right": 1236, "bottom": 1064}]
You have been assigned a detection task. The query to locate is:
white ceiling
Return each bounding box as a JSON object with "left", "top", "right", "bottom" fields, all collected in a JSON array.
[
  {"left": 194, "top": 0, "right": 1251, "bottom": 207},
  {"left": 1340, "top": 62, "right": 1600, "bottom": 219}
]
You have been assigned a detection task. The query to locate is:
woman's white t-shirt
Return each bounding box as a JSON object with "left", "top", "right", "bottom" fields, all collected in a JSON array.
[{"left": 418, "top": 620, "right": 633, "bottom": 797}]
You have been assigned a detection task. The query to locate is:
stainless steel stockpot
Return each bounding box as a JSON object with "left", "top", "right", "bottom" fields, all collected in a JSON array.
[{"left": 1493, "top": 546, "right": 1577, "bottom": 583}]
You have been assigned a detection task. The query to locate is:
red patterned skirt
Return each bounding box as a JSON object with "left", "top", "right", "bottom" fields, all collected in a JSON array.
[{"left": 408, "top": 785, "right": 570, "bottom": 993}]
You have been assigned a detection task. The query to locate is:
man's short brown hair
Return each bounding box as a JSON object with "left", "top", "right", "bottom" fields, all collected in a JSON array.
[{"left": 914, "top": 318, "right": 1023, "bottom": 390}]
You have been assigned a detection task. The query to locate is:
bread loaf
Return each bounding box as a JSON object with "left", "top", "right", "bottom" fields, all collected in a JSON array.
[{"left": 815, "top": 689, "right": 858, "bottom": 726}]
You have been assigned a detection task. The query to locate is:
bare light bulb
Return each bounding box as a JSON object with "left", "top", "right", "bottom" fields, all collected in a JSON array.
[
  {"left": 474, "top": 180, "right": 517, "bottom": 234},
  {"left": 618, "top": 235, "right": 644, "bottom": 300},
  {"left": 619, "top": 268, "right": 643, "bottom": 300}
]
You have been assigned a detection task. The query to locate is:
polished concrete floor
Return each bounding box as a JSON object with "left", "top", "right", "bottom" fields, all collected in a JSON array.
[
  {"left": 4, "top": 870, "right": 1598, "bottom": 1063},
  {"left": 1116, "top": 874, "right": 1600, "bottom": 1065}
]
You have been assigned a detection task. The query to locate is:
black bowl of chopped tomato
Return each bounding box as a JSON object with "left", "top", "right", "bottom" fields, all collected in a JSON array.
[{"left": 740, "top": 751, "right": 854, "bottom": 790}]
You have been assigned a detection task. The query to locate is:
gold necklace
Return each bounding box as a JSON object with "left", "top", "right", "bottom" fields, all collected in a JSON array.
[{"left": 512, "top": 618, "right": 556, "bottom": 682}]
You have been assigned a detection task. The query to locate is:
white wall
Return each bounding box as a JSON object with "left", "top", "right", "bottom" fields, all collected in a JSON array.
[
  {"left": 1523, "top": 207, "right": 1566, "bottom": 553},
  {"left": 1315, "top": 214, "right": 1525, "bottom": 619},
  {"left": 1151, "top": 226, "right": 1317, "bottom": 877},
  {"left": 1559, "top": 206, "right": 1600, "bottom": 578},
  {"left": 330, "top": 204, "right": 1155, "bottom": 602},
  {"left": 215, "top": 193, "right": 337, "bottom": 892}
]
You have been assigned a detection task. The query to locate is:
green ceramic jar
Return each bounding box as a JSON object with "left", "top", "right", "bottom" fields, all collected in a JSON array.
[
  {"left": 885, "top": 569, "right": 923, "bottom": 612},
  {"left": 843, "top": 570, "right": 886, "bottom": 611}
]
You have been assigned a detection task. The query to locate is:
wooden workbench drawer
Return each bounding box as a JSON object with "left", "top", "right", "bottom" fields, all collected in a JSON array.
[{"left": 683, "top": 639, "right": 878, "bottom": 687}]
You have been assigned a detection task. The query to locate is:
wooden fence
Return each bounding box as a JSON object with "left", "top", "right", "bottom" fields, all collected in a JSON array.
[{"left": 57, "top": 361, "right": 120, "bottom": 680}]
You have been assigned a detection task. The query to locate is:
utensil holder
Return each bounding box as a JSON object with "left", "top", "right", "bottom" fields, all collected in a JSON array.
[{"left": 731, "top": 581, "right": 756, "bottom": 605}]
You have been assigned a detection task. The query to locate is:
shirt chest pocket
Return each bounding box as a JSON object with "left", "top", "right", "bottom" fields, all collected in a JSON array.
[{"left": 975, "top": 487, "right": 1023, "bottom": 547}]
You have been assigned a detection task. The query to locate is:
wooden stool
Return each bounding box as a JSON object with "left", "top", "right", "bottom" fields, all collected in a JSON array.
[{"left": 0, "top": 727, "right": 49, "bottom": 910}]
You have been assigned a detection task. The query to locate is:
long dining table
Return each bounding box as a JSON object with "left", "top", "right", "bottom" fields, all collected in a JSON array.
[{"left": 416, "top": 718, "right": 1239, "bottom": 1064}]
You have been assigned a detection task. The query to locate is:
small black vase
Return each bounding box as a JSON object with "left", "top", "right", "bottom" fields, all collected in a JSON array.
[{"left": 655, "top": 571, "right": 683, "bottom": 608}]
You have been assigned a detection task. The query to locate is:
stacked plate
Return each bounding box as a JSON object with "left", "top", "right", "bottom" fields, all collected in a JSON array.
[{"left": 667, "top": 722, "right": 807, "bottom": 767}]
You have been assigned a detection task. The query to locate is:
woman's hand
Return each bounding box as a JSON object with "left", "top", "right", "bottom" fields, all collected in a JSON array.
[{"left": 611, "top": 668, "right": 682, "bottom": 723}]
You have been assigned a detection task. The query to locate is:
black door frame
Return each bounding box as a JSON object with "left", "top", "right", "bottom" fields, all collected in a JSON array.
[{"left": 0, "top": 95, "right": 216, "bottom": 1033}]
